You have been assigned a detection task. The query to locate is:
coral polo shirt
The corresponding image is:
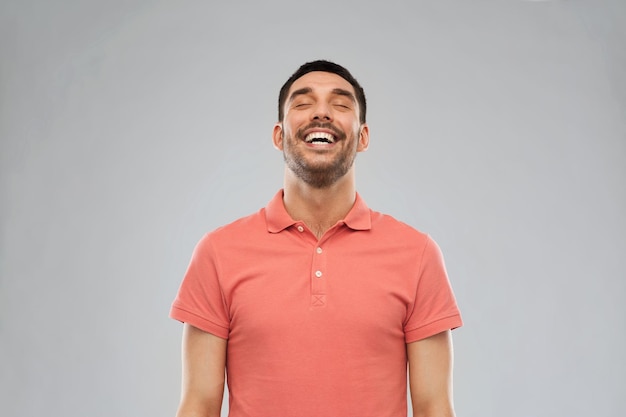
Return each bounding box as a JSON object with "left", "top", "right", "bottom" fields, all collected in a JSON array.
[{"left": 170, "top": 190, "right": 462, "bottom": 417}]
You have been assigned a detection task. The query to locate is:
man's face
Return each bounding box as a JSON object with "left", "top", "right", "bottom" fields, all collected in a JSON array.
[{"left": 273, "top": 71, "right": 369, "bottom": 188}]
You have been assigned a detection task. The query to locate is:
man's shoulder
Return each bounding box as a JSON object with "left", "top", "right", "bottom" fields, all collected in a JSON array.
[
  {"left": 208, "top": 208, "right": 267, "bottom": 239},
  {"left": 370, "top": 209, "right": 428, "bottom": 238},
  {"left": 187, "top": 207, "right": 269, "bottom": 261},
  {"left": 366, "top": 209, "right": 440, "bottom": 255}
]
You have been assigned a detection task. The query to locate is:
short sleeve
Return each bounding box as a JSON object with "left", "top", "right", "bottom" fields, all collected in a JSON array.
[
  {"left": 404, "top": 235, "right": 462, "bottom": 343},
  {"left": 170, "top": 233, "right": 230, "bottom": 339}
]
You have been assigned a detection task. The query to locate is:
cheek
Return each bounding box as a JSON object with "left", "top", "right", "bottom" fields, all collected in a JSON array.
[
  {"left": 281, "top": 118, "right": 300, "bottom": 138},
  {"left": 337, "top": 115, "right": 359, "bottom": 132},
  {"left": 283, "top": 127, "right": 295, "bottom": 142}
]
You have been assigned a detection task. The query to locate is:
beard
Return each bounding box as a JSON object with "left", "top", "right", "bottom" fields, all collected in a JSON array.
[{"left": 282, "top": 122, "right": 358, "bottom": 189}]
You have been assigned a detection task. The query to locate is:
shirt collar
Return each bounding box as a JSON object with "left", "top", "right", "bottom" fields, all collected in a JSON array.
[{"left": 265, "top": 189, "right": 372, "bottom": 233}]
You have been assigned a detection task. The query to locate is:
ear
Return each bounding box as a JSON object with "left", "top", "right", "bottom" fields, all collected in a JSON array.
[
  {"left": 272, "top": 123, "right": 284, "bottom": 150},
  {"left": 357, "top": 124, "right": 370, "bottom": 152}
]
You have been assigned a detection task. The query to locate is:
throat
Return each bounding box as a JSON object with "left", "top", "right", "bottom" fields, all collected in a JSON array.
[{"left": 308, "top": 222, "right": 334, "bottom": 239}]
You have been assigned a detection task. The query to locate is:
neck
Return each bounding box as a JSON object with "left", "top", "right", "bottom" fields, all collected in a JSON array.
[{"left": 282, "top": 168, "right": 357, "bottom": 239}]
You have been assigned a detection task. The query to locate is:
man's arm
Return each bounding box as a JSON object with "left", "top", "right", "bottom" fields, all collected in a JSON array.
[
  {"left": 176, "top": 323, "right": 227, "bottom": 417},
  {"left": 407, "top": 330, "right": 456, "bottom": 417}
]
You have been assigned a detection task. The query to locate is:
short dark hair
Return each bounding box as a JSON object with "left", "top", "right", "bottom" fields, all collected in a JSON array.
[{"left": 278, "top": 60, "right": 367, "bottom": 123}]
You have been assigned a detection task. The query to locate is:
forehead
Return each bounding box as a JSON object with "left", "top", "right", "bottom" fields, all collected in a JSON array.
[{"left": 288, "top": 71, "right": 355, "bottom": 96}]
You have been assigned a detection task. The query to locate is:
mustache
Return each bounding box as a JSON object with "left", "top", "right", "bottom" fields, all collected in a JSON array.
[{"left": 296, "top": 122, "right": 346, "bottom": 141}]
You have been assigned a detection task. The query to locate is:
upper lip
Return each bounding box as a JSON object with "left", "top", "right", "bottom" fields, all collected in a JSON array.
[{"left": 302, "top": 128, "right": 338, "bottom": 141}]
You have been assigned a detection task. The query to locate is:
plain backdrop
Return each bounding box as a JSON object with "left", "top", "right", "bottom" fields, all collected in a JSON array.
[{"left": 1, "top": 1, "right": 624, "bottom": 416}]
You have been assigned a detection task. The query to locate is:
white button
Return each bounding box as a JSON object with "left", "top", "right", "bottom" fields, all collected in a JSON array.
[
  {"left": 297, "top": 225, "right": 304, "bottom": 232},
  {"left": 315, "top": 270, "right": 323, "bottom": 278},
  {"left": 316, "top": 247, "right": 323, "bottom": 254}
]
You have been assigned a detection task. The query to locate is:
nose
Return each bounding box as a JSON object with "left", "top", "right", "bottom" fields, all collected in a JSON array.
[{"left": 311, "top": 102, "right": 332, "bottom": 121}]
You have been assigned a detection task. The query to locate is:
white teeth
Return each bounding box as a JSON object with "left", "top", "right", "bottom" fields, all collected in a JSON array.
[{"left": 305, "top": 132, "right": 335, "bottom": 143}]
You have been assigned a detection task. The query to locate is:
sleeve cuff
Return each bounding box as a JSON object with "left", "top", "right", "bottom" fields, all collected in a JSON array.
[
  {"left": 169, "top": 305, "right": 230, "bottom": 340},
  {"left": 405, "top": 314, "right": 463, "bottom": 343}
]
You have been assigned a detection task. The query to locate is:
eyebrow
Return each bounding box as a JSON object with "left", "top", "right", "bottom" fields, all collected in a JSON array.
[
  {"left": 287, "top": 87, "right": 313, "bottom": 104},
  {"left": 287, "top": 87, "right": 357, "bottom": 104},
  {"left": 330, "top": 88, "right": 357, "bottom": 103}
]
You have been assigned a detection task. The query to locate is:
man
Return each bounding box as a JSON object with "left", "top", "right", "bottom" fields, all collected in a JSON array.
[{"left": 170, "top": 60, "right": 463, "bottom": 417}]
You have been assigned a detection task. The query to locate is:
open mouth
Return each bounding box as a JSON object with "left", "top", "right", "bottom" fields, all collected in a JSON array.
[{"left": 304, "top": 132, "right": 336, "bottom": 144}]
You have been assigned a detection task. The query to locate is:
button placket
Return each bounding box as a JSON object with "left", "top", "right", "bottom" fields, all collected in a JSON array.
[{"left": 311, "top": 242, "right": 327, "bottom": 307}]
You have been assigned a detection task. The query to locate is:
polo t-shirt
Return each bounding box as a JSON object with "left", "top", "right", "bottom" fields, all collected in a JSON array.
[{"left": 170, "top": 189, "right": 462, "bottom": 417}]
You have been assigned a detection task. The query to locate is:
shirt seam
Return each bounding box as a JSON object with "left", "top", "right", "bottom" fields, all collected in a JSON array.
[
  {"left": 404, "top": 312, "right": 461, "bottom": 334},
  {"left": 171, "top": 304, "right": 230, "bottom": 332}
]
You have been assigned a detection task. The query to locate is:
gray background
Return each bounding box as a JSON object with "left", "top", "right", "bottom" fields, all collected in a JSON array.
[{"left": 1, "top": 1, "right": 624, "bottom": 416}]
